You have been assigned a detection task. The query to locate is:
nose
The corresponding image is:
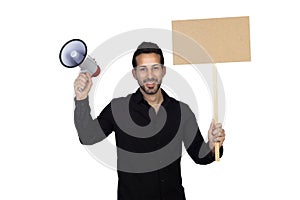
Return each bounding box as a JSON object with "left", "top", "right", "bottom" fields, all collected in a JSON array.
[{"left": 146, "top": 68, "right": 154, "bottom": 79}]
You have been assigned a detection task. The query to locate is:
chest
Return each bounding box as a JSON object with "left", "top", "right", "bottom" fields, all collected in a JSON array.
[{"left": 114, "top": 103, "right": 183, "bottom": 153}]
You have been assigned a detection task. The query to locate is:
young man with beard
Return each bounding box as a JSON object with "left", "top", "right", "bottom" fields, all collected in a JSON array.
[{"left": 74, "top": 42, "right": 225, "bottom": 200}]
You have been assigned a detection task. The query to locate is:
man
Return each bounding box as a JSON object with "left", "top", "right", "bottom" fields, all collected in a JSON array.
[{"left": 74, "top": 42, "right": 225, "bottom": 200}]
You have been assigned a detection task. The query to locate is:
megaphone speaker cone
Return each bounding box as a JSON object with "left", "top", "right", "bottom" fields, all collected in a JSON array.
[{"left": 59, "top": 39, "right": 87, "bottom": 68}]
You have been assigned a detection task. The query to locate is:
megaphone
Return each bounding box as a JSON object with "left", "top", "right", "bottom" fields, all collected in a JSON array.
[{"left": 59, "top": 39, "right": 101, "bottom": 77}]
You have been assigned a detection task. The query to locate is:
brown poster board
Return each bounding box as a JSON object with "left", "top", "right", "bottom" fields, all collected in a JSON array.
[{"left": 172, "top": 16, "right": 251, "bottom": 64}]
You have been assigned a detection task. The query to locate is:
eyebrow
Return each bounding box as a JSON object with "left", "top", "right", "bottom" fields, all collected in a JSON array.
[{"left": 138, "top": 63, "right": 162, "bottom": 68}]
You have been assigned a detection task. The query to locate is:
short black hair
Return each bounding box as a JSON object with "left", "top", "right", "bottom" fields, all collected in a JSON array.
[{"left": 132, "top": 42, "right": 164, "bottom": 68}]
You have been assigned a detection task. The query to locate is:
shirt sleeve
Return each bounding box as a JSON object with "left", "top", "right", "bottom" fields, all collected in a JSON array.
[
  {"left": 182, "top": 106, "right": 223, "bottom": 165},
  {"left": 74, "top": 97, "right": 114, "bottom": 145}
]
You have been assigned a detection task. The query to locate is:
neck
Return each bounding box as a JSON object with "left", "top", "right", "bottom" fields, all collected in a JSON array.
[{"left": 140, "top": 88, "right": 164, "bottom": 106}]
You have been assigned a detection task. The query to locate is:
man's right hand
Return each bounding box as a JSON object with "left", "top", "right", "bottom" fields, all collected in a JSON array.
[{"left": 74, "top": 72, "right": 93, "bottom": 100}]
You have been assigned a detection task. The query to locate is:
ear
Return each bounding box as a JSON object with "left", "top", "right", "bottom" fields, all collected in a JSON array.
[
  {"left": 162, "top": 66, "right": 166, "bottom": 77},
  {"left": 132, "top": 68, "right": 137, "bottom": 80}
]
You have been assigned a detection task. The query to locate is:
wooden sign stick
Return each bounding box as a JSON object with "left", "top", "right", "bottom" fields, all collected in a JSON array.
[{"left": 213, "top": 64, "right": 220, "bottom": 161}]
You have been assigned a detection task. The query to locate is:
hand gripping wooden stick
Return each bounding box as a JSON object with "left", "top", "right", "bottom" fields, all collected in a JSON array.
[{"left": 213, "top": 65, "right": 220, "bottom": 161}]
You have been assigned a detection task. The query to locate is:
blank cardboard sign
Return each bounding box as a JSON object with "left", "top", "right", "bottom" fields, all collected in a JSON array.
[{"left": 172, "top": 16, "right": 251, "bottom": 64}]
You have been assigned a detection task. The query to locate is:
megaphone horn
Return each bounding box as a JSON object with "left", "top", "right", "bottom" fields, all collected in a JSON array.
[{"left": 59, "top": 39, "right": 101, "bottom": 77}]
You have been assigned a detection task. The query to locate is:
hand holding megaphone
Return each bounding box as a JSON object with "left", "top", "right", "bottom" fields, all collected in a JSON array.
[
  {"left": 59, "top": 39, "right": 101, "bottom": 99},
  {"left": 74, "top": 72, "right": 93, "bottom": 100}
]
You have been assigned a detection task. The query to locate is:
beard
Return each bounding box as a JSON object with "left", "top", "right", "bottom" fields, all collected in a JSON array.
[
  {"left": 140, "top": 83, "right": 162, "bottom": 95},
  {"left": 138, "top": 78, "right": 162, "bottom": 95}
]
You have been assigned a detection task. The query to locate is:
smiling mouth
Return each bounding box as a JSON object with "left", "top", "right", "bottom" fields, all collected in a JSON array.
[{"left": 146, "top": 83, "right": 155, "bottom": 88}]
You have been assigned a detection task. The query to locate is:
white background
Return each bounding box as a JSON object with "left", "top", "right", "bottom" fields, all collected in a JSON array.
[{"left": 1, "top": 0, "right": 300, "bottom": 199}]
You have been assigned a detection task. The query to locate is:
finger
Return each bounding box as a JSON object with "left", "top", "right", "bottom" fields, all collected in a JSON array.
[
  {"left": 86, "top": 72, "right": 92, "bottom": 79},
  {"left": 78, "top": 73, "right": 89, "bottom": 81},
  {"left": 79, "top": 72, "right": 91, "bottom": 83},
  {"left": 76, "top": 82, "right": 86, "bottom": 91},
  {"left": 74, "top": 83, "right": 83, "bottom": 94},
  {"left": 214, "top": 129, "right": 225, "bottom": 137},
  {"left": 220, "top": 137, "right": 225, "bottom": 147},
  {"left": 77, "top": 78, "right": 88, "bottom": 86},
  {"left": 74, "top": 81, "right": 86, "bottom": 92},
  {"left": 77, "top": 72, "right": 86, "bottom": 79},
  {"left": 220, "top": 129, "right": 225, "bottom": 137},
  {"left": 74, "top": 76, "right": 82, "bottom": 85},
  {"left": 77, "top": 76, "right": 88, "bottom": 83},
  {"left": 215, "top": 123, "right": 222, "bottom": 129},
  {"left": 83, "top": 72, "right": 91, "bottom": 79},
  {"left": 212, "top": 127, "right": 222, "bottom": 136},
  {"left": 75, "top": 87, "right": 83, "bottom": 94},
  {"left": 214, "top": 136, "right": 225, "bottom": 143},
  {"left": 220, "top": 136, "right": 225, "bottom": 146},
  {"left": 86, "top": 73, "right": 92, "bottom": 88},
  {"left": 74, "top": 79, "right": 80, "bottom": 88}
]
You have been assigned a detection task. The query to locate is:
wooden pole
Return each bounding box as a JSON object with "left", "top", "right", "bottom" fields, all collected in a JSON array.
[{"left": 213, "top": 65, "right": 220, "bottom": 161}]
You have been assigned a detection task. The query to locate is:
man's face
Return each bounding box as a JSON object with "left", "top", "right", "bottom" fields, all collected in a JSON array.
[{"left": 132, "top": 53, "right": 166, "bottom": 95}]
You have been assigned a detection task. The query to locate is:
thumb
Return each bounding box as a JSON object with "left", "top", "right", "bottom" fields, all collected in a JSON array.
[{"left": 209, "top": 119, "right": 215, "bottom": 133}]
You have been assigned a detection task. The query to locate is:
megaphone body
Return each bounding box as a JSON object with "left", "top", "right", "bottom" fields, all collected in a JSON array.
[
  {"left": 77, "top": 55, "right": 101, "bottom": 77},
  {"left": 59, "top": 39, "right": 101, "bottom": 77}
]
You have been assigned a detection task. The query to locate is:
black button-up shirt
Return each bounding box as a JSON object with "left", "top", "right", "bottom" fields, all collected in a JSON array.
[{"left": 74, "top": 88, "right": 223, "bottom": 200}]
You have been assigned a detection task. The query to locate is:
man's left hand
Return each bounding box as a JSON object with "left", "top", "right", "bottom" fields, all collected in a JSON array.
[{"left": 208, "top": 119, "right": 225, "bottom": 151}]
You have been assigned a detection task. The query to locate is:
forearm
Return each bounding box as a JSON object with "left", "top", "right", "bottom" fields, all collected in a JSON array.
[
  {"left": 74, "top": 97, "right": 108, "bottom": 145},
  {"left": 199, "top": 142, "right": 224, "bottom": 164}
]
